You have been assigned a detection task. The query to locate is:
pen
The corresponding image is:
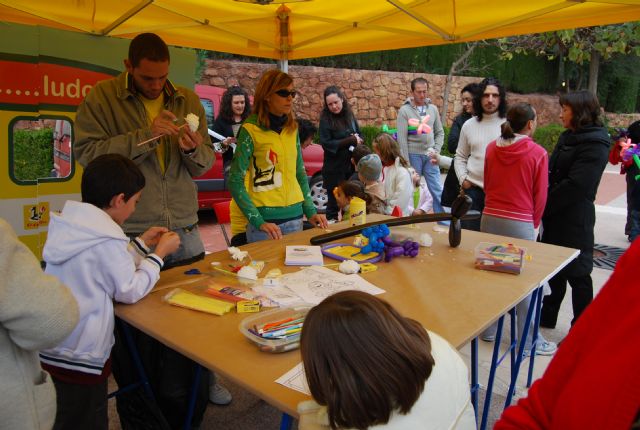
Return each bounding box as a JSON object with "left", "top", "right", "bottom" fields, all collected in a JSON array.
[
  {"left": 261, "top": 317, "right": 294, "bottom": 331},
  {"left": 261, "top": 327, "right": 302, "bottom": 338}
]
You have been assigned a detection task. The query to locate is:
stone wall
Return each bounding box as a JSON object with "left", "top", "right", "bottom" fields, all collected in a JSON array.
[{"left": 201, "top": 60, "right": 640, "bottom": 128}]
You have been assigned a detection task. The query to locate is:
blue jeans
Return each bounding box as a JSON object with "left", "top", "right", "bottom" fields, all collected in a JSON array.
[
  {"left": 246, "top": 218, "right": 303, "bottom": 243},
  {"left": 163, "top": 224, "right": 206, "bottom": 267},
  {"left": 409, "top": 153, "right": 445, "bottom": 214}
]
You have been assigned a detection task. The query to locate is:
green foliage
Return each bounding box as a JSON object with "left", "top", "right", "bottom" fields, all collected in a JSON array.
[
  {"left": 13, "top": 128, "right": 54, "bottom": 181},
  {"left": 359, "top": 125, "right": 383, "bottom": 147},
  {"left": 598, "top": 54, "right": 640, "bottom": 113},
  {"left": 533, "top": 124, "right": 565, "bottom": 154}
]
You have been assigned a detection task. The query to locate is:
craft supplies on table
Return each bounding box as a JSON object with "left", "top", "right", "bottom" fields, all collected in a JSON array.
[
  {"left": 320, "top": 243, "right": 382, "bottom": 263},
  {"left": 475, "top": 242, "right": 526, "bottom": 275},
  {"left": 163, "top": 288, "right": 236, "bottom": 315},
  {"left": 239, "top": 306, "right": 311, "bottom": 353},
  {"left": 285, "top": 245, "right": 324, "bottom": 266}
]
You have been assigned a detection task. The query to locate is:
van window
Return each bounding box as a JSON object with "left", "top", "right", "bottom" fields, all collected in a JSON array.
[
  {"left": 10, "top": 117, "right": 74, "bottom": 184},
  {"left": 200, "top": 98, "right": 215, "bottom": 129}
]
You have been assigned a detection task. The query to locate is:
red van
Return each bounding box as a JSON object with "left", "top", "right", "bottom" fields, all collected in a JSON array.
[{"left": 194, "top": 84, "right": 327, "bottom": 212}]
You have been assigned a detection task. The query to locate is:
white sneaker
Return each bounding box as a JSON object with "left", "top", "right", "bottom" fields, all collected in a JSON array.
[
  {"left": 524, "top": 340, "right": 558, "bottom": 357},
  {"left": 209, "top": 383, "right": 232, "bottom": 405}
]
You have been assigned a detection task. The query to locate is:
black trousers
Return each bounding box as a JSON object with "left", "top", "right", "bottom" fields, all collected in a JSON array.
[
  {"left": 541, "top": 271, "right": 593, "bottom": 328},
  {"left": 460, "top": 185, "right": 485, "bottom": 232},
  {"left": 52, "top": 377, "right": 108, "bottom": 430}
]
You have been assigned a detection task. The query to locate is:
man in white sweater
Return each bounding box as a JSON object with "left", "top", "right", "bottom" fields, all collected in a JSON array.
[{"left": 454, "top": 77, "right": 507, "bottom": 230}]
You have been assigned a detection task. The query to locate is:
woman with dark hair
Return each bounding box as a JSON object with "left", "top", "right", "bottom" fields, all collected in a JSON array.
[
  {"left": 540, "top": 90, "right": 610, "bottom": 329},
  {"left": 298, "top": 291, "right": 475, "bottom": 430},
  {"left": 480, "top": 103, "right": 556, "bottom": 355},
  {"left": 441, "top": 82, "right": 482, "bottom": 207},
  {"left": 228, "top": 70, "right": 327, "bottom": 243},
  {"left": 319, "top": 85, "right": 364, "bottom": 222},
  {"left": 212, "top": 86, "right": 251, "bottom": 182}
]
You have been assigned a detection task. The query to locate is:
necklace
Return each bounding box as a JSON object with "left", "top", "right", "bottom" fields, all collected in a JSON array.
[{"left": 416, "top": 105, "right": 427, "bottom": 116}]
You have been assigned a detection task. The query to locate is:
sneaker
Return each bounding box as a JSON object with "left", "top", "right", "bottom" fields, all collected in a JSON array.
[
  {"left": 209, "top": 383, "right": 232, "bottom": 405},
  {"left": 524, "top": 340, "right": 558, "bottom": 357},
  {"left": 481, "top": 334, "right": 496, "bottom": 342}
]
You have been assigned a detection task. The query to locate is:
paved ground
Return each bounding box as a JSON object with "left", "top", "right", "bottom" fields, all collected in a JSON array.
[{"left": 108, "top": 162, "right": 630, "bottom": 429}]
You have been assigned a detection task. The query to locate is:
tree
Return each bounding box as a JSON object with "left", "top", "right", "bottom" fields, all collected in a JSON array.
[
  {"left": 441, "top": 42, "right": 477, "bottom": 125},
  {"left": 496, "top": 23, "right": 640, "bottom": 95}
]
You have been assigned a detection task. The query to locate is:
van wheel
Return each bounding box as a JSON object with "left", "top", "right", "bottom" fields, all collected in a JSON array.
[{"left": 309, "top": 175, "right": 327, "bottom": 213}]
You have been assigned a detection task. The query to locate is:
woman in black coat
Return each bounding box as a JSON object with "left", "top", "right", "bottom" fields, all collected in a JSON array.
[
  {"left": 441, "top": 83, "right": 481, "bottom": 207},
  {"left": 319, "top": 86, "right": 364, "bottom": 221},
  {"left": 212, "top": 86, "right": 251, "bottom": 183},
  {"left": 540, "top": 90, "right": 610, "bottom": 328}
]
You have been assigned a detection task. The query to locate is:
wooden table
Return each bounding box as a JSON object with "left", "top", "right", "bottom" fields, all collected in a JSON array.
[{"left": 116, "top": 217, "right": 578, "bottom": 420}]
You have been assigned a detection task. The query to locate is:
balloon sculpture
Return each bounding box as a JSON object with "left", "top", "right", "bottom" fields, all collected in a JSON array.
[{"left": 358, "top": 224, "right": 419, "bottom": 262}]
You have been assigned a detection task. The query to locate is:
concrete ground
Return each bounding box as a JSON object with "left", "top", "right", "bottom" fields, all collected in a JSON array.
[{"left": 108, "top": 163, "right": 630, "bottom": 429}]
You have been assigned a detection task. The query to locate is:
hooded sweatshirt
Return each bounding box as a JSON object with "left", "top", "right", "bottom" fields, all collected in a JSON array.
[
  {"left": 40, "top": 200, "right": 163, "bottom": 375},
  {"left": 482, "top": 135, "right": 548, "bottom": 228}
]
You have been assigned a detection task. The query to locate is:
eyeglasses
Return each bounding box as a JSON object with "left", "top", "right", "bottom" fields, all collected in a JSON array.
[{"left": 274, "top": 89, "right": 297, "bottom": 99}]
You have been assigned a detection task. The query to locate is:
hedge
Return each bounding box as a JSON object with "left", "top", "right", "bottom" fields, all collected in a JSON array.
[{"left": 13, "top": 128, "right": 54, "bottom": 181}]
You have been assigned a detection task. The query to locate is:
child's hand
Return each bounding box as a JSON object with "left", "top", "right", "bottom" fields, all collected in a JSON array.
[
  {"left": 154, "top": 232, "right": 181, "bottom": 259},
  {"left": 140, "top": 227, "right": 169, "bottom": 247}
]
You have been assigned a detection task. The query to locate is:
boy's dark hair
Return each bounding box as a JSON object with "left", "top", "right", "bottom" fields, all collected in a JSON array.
[
  {"left": 473, "top": 77, "right": 507, "bottom": 121},
  {"left": 219, "top": 86, "right": 251, "bottom": 122},
  {"left": 81, "top": 154, "right": 145, "bottom": 209},
  {"left": 337, "top": 180, "right": 371, "bottom": 206},
  {"left": 128, "top": 33, "right": 170, "bottom": 68},
  {"left": 297, "top": 118, "right": 317, "bottom": 143},
  {"left": 351, "top": 143, "right": 372, "bottom": 166},
  {"left": 301, "top": 291, "right": 434, "bottom": 429},
  {"left": 559, "top": 90, "right": 603, "bottom": 130}
]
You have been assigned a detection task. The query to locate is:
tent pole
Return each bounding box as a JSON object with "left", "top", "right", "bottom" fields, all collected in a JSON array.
[{"left": 277, "top": 59, "right": 288, "bottom": 72}]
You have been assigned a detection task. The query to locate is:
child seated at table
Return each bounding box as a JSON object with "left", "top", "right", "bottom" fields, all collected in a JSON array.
[
  {"left": 349, "top": 143, "right": 373, "bottom": 183},
  {"left": 408, "top": 166, "right": 434, "bottom": 216},
  {"left": 333, "top": 180, "right": 370, "bottom": 221},
  {"left": 298, "top": 291, "right": 476, "bottom": 430},
  {"left": 372, "top": 133, "right": 413, "bottom": 216},
  {"left": 39, "top": 154, "right": 181, "bottom": 430},
  {"left": 357, "top": 153, "right": 388, "bottom": 215}
]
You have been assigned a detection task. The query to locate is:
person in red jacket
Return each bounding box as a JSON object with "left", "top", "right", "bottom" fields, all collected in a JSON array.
[{"left": 494, "top": 238, "right": 640, "bottom": 429}]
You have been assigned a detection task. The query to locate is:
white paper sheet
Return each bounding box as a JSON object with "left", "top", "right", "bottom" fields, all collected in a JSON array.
[
  {"left": 275, "top": 362, "right": 310, "bottom": 395},
  {"left": 279, "top": 266, "right": 385, "bottom": 305}
]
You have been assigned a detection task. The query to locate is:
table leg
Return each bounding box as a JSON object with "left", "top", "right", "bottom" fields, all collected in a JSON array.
[
  {"left": 504, "top": 287, "right": 540, "bottom": 407},
  {"left": 107, "top": 319, "right": 155, "bottom": 400},
  {"left": 527, "top": 285, "right": 545, "bottom": 387},
  {"left": 183, "top": 364, "right": 203, "bottom": 430},
  {"left": 479, "top": 315, "right": 504, "bottom": 430},
  {"left": 280, "top": 413, "right": 294, "bottom": 430},
  {"left": 470, "top": 337, "right": 479, "bottom": 424}
]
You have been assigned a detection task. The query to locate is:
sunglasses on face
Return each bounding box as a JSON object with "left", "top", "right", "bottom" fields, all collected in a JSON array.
[{"left": 274, "top": 89, "right": 297, "bottom": 98}]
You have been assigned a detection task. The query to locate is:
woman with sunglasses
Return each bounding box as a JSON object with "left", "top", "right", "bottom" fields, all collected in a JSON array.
[
  {"left": 319, "top": 85, "right": 364, "bottom": 222},
  {"left": 227, "top": 70, "right": 328, "bottom": 243}
]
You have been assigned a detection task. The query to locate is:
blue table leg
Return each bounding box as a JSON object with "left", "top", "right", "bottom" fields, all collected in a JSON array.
[
  {"left": 280, "top": 412, "right": 294, "bottom": 430},
  {"left": 479, "top": 315, "right": 505, "bottom": 430},
  {"left": 527, "top": 285, "right": 545, "bottom": 387},
  {"left": 107, "top": 318, "right": 155, "bottom": 400},
  {"left": 470, "top": 337, "right": 479, "bottom": 424},
  {"left": 184, "top": 364, "right": 203, "bottom": 430},
  {"left": 504, "top": 287, "right": 540, "bottom": 407}
]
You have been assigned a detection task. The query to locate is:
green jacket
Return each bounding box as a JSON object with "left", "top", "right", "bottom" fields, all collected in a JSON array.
[{"left": 74, "top": 72, "right": 214, "bottom": 233}]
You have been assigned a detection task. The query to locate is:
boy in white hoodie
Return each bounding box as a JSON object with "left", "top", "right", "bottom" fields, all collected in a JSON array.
[{"left": 39, "top": 154, "right": 180, "bottom": 430}]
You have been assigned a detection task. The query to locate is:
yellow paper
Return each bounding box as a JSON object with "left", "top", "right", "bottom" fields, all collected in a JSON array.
[{"left": 164, "top": 288, "right": 235, "bottom": 316}]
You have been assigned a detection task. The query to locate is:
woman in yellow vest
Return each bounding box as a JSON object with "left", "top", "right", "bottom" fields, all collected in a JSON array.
[{"left": 228, "top": 70, "right": 328, "bottom": 243}]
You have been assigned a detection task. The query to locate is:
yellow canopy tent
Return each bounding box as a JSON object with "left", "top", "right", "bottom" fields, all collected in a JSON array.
[{"left": 1, "top": 0, "right": 639, "bottom": 60}]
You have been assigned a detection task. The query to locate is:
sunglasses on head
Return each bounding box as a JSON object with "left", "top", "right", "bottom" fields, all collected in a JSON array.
[{"left": 274, "top": 89, "right": 297, "bottom": 98}]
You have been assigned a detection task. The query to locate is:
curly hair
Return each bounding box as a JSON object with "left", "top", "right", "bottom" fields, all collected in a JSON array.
[
  {"left": 473, "top": 77, "right": 507, "bottom": 121},
  {"left": 218, "top": 86, "right": 251, "bottom": 123}
]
